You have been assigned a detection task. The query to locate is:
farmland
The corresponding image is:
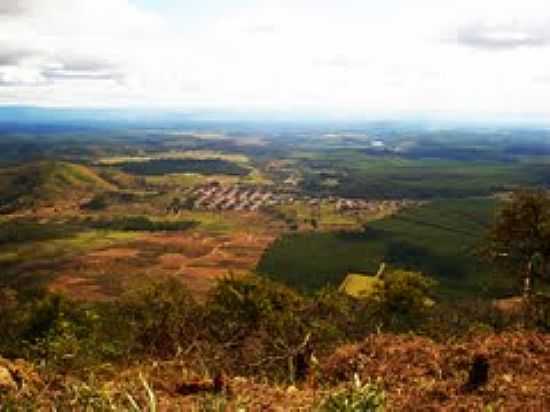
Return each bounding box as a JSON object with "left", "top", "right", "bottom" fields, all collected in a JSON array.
[
  {"left": 297, "top": 151, "right": 550, "bottom": 199},
  {"left": 0, "top": 213, "right": 280, "bottom": 299},
  {"left": 258, "top": 198, "right": 515, "bottom": 298}
]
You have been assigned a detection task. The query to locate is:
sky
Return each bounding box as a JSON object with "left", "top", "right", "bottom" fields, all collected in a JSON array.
[{"left": 1, "top": 0, "right": 550, "bottom": 119}]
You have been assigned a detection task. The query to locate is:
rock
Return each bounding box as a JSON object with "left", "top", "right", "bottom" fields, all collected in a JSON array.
[
  {"left": 0, "top": 365, "right": 17, "bottom": 392},
  {"left": 0, "top": 357, "right": 42, "bottom": 396},
  {"left": 286, "top": 385, "right": 298, "bottom": 394}
]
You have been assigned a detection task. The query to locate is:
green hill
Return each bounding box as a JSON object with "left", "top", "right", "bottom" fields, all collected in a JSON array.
[{"left": 0, "top": 161, "right": 117, "bottom": 212}]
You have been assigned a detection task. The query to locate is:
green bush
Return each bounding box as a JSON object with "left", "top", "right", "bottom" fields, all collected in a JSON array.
[
  {"left": 204, "top": 277, "right": 311, "bottom": 380},
  {"left": 90, "top": 216, "right": 196, "bottom": 232},
  {"left": 81, "top": 194, "right": 108, "bottom": 210},
  {"left": 0, "top": 221, "right": 78, "bottom": 245},
  {"left": 3, "top": 273, "right": 543, "bottom": 388},
  {"left": 0, "top": 276, "right": 435, "bottom": 379},
  {"left": 0, "top": 291, "right": 131, "bottom": 371},
  {"left": 418, "top": 299, "right": 512, "bottom": 340},
  {"left": 206, "top": 276, "right": 305, "bottom": 340},
  {"left": 369, "top": 269, "right": 436, "bottom": 331},
  {"left": 120, "top": 278, "right": 203, "bottom": 357},
  {"left": 316, "top": 375, "right": 385, "bottom": 412}
]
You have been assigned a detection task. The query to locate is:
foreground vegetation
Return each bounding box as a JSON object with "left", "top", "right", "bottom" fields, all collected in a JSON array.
[{"left": 2, "top": 272, "right": 550, "bottom": 410}]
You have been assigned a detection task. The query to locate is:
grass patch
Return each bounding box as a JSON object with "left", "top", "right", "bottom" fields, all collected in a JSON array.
[
  {"left": 89, "top": 216, "right": 196, "bottom": 232},
  {"left": 339, "top": 273, "right": 382, "bottom": 298},
  {"left": 0, "top": 230, "right": 140, "bottom": 267},
  {"left": 172, "top": 210, "right": 246, "bottom": 233}
]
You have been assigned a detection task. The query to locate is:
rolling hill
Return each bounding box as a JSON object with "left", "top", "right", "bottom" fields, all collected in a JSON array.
[{"left": 0, "top": 161, "right": 117, "bottom": 212}]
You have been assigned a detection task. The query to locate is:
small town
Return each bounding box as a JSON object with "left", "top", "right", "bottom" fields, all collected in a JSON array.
[{"left": 168, "top": 181, "right": 421, "bottom": 215}]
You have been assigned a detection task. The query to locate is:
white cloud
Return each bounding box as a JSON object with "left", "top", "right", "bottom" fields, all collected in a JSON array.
[
  {"left": 456, "top": 21, "right": 550, "bottom": 50},
  {"left": 0, "top": 66, "right": 47, "bottom": 86},
  {"left": 0, "top": 0, "right": 550, "bottom": 118}
]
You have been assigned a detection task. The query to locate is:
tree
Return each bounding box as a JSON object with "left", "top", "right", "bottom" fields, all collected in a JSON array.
[{"left": 485, "top": 189, "right": 550, "bottom": 295}]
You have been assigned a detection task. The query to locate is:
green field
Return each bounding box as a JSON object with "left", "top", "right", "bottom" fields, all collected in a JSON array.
[
  {"left": 115, "top": 158, "right": 250, "bottom": 176},
  {"left": 297, "top": 150, "right": 550, "bottom": 199},
  {"left": 258, "top": 198, "right": 515, "bottom": 298}
]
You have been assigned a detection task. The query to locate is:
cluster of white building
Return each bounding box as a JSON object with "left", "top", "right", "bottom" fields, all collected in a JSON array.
[{"left": 190, "top": 184, "right": 283, "bottom": 211}]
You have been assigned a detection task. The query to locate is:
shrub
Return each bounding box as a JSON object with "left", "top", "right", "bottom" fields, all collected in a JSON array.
[
  {"left": 81, "top": 194, "right": 108, "bottom": 210},
  {"left": 0, "top": 291, "right": 131, "bottom": 371},
  {"left": 203, "top": 277, "right": 386, "bottom": 381},
  {"left": 6, "top": 272, "right": 546, "bottom": 391},
  {"left": 90, "top": 216, "right": 196, "bottom": 232},
  {"left": 204, "top": 277, "right": 310, "bottom": 380},
  {"left": 50, "top": 377, "right": 117, "bottom": 410},
  {"left": 120, "top": 278, "right": 202, "bottom": 357},
  {"left": 316, "top": 375, "right": 385, "bottom": 412},
  {"left": 206, "top": 276, "right": 305, "bottom": 341},
  {"left": 0, "top": 221, "right": 77, "bottom": 245},
  {"left": 369, "top": 269, "right": 436, "bottom": 331},
  {"left": 308, "top": 287, "right": 378, "bottom": 343},
  {"left": 26, "top": 300, "right": 130, "bottom": 371}
]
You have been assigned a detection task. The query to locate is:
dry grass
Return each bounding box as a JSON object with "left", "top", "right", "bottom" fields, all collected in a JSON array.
[
  {"left": 4, "top": 332, "right": 550, "bottom": 410},
  {"left": 321, "top": 332, "right": 550, "bottom": 410}
]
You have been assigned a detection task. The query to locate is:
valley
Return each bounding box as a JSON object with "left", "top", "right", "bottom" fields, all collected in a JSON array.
[
  {"left": 3, "top": 118, "right": 550, "bottom": 410},
  {"left": 2, "top": 121, "right": 550, "bottom": 301}
]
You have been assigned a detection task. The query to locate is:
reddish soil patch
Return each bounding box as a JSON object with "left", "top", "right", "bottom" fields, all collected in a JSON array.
[
  {"left": 45, "top": 229, "right": 277, "bottom": 300},
  {"left": 86, "top": 248, "right": 140, "bottom": 260},
  {"left": 157, "top": 253, "right": 188, "bottom": 270},
  {"left": 49, "top": 276, "right": 110, "bottom": 301},
  {"left": 154, "top": 231, "right": 276, "bottom": 296},
  {"left": 130, "top": 232, "right": 216, "bottom": 258},
  {"left": 47, "top": 246, "right": 149, "bottom": 300}
]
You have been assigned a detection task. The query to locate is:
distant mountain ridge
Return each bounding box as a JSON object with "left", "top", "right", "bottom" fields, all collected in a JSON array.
[{"left": 0, "top": 106, "right": 195, "bottom": 127}]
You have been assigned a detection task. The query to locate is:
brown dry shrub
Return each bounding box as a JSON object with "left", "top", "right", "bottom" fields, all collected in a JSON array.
[{"left": 320, "top": 332, "right": 550, "bottom": 410}]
